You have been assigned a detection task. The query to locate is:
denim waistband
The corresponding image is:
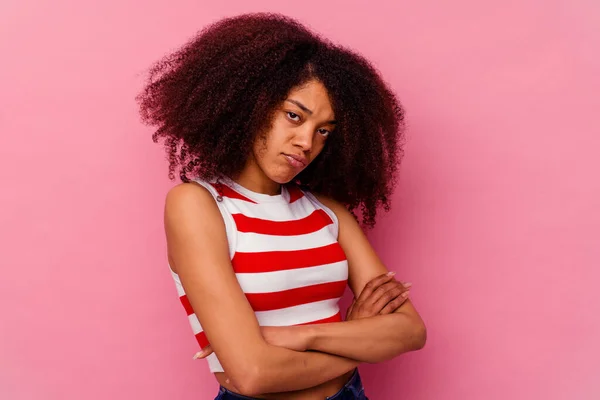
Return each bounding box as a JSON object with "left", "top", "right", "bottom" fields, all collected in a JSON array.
[{"left": 326, "top": 368, "right": 366, "bottom": 399}]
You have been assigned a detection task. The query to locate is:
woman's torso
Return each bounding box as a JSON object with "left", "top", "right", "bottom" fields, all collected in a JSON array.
[{"left": 170, "top": 177, "right": 352, "bottom": 398}]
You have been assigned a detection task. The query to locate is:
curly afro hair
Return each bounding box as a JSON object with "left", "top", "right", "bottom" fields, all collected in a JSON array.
[{"left": 137, "top": 12, "right": 405, "bottom": 228}]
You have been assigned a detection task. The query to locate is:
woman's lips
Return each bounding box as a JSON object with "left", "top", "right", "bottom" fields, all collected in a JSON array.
[{"left": 283, "top": 154, "right": 306, "bottom": 168}]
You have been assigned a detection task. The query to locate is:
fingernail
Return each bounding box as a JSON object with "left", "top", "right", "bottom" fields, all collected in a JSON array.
[
  {"left": 401, "top": 291, "right": 410, "bottom": 298},
  {"left": 404, "top": 282, "right": 413, "bottom": 288},
  {"left": 387, "top": 271, "right": 396, "bottom": 276},
  {"left": 193, "top": 351, "right": 203, "bottom": 359}
]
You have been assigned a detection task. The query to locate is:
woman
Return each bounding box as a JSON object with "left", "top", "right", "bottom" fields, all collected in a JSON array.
[{"left": 137, "top": 12, "right": 426, "bottom": 400}]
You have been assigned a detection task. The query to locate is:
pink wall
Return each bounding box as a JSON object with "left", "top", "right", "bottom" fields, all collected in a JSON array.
[{"left": 1, "top": 1, "right": 598, "bottom": 399}]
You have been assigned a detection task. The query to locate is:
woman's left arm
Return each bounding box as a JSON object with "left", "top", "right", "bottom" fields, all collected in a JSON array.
[{"left": 301, "top": 194, "right": 427, "bottom": 363}]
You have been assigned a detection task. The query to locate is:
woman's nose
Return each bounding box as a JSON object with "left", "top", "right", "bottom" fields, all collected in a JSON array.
[{"left": 292, "top": 129, "right": 313, "bottom": 151}]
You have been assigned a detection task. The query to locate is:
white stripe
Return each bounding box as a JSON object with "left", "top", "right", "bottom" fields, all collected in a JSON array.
[
  {"left": 226, "top": 195, "right": 316, "bottom": 221},
  {"left": 188, "top": 313, "right": 204, "bottom": 335},
  {"left": 207, "top": 353, "right": 224, "bottom": 372},
  {"left": 236, "top": 225, "right": 336, "bottom": 253},
  {"left": 254, "top": 299, "right": 341, "bottom": 326},
  {"left": 236, "top": 261, "right": 348, "bottom": 293}
]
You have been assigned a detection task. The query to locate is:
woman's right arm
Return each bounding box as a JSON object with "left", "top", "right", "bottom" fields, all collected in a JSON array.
[{"left": 164, "top": 183, "right": 359, "bottom": 397}]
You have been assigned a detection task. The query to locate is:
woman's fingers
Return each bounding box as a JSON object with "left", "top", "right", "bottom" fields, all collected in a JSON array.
[
  {"left": 193, "top": 344, "right": 213, "bottom": 359},
  {"left": 355, "top": 272, "right": 396, "bottom": 304},
  {"left": 369, "top": 280, "right": 404, "bottom": 306},
  {"left": 352, "top": 274, "right": 413, "bottom": 318},
  {"left": 367, "top": 279, "right": 411, "bottom": 309},
  {"left": 378, "top": 290, "right": 411, "bottom": 315},
  {"left": 364, "top": 280, "right": 412, "bottom": 315}
]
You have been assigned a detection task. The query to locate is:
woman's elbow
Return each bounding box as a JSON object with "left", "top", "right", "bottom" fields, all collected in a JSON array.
[
  {"left": 234, "top": 363, "right": 275, "bottom": 397},
  {"left": 221, "top": 350, "right": 267, "bottom": 396},
  {"left": 394, "top": 313, "right": 427, "bottom": 352},
  {"left": 411, "top": 319, "right": 427, "bottom": 350},
  {"left": 228, "top": 363, "right": 262, "bottom": 397},
  {"left": 228, "top": 350, "right": 277, "bottom": 397}
]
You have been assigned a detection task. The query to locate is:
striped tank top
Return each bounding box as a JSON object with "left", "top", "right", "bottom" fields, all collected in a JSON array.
[{"left": 169, "top": 177, "right": 349, "bottom": 373}]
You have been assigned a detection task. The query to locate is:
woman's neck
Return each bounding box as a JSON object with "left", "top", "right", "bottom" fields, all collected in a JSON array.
[{"left": 232, "top": 160, "right": 281, "bottom": 196}]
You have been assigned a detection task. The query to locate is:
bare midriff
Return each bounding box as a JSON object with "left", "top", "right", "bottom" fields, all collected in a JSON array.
[{"left": 214, "top": 369, "right": 355, "bottom": 399}]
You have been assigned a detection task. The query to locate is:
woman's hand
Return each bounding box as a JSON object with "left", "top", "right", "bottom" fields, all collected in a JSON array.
[
  {"left": 193, "top": 326, "right": 311, "bottom": 360},
  {"left": 345, "top": 272, "right": 411, "bottom": 321}
]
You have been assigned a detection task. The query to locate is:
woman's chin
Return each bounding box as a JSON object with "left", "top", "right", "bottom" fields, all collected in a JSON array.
[
  {"left": 271, "top": 177, "right": 294, "bottom": 185},
  {"left": 268, "top": 172, "right": 299, "bottom": 185},
  {"left": 264, "top": 163, "right": 306, "bottom": 184}
]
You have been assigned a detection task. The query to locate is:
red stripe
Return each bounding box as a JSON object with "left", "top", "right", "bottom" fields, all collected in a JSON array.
[
  {"left": 232, "top": 243, "right": 347, "bottom": 273},
  {"left": 210, "top": 183, "right": 257, "bottom": 203},
  {"left": 232, "top": 209, "right": 332, "bottom": 236},
  {"left": 287, "top": 185, "right": 304, "bottom": 203},
  {"left": 181, "top": 296, "right": 210, "bottom": 347},
  {"left": 245, "top": 280, "right": 347, "bottom": 312},
  {"left": 195, "top": 331, "right": 210, "bottom": 348},
  {"left": 296, "top": 311, "right": 343, "bottom": 326},
  {"left": 180, "top": 295, "right": 194, "bottom": 315}
]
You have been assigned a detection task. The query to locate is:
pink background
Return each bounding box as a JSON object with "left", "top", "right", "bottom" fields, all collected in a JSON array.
[{"left": 1, "top": 1, "right": 599, "bottom": 399}]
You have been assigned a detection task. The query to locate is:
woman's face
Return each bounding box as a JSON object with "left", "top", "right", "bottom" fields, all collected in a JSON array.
[{"left": 250, "top": 79, "right": 336, "bottom": 185}]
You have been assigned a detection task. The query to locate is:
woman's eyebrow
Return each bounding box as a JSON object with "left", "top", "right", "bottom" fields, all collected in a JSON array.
[{"left": 285, "top": 99, "right": 337, "bottom": 124}]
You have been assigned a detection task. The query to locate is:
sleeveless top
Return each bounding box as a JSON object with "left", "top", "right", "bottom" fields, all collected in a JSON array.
[{"left": 169, "top": 176, "right": 349, "bottom": 373}]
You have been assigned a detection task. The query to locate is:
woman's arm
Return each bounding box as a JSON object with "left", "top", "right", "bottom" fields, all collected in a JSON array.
[
  {"left": 257, "top": 275, "right": 424, "bottom": 363},
  {"left": 292, "top": 309, "right": 425, "bottom": 363},
  {"left": 165, "top": 183, "right": 361, "bottom": 396},
  {"left": 305, "top": 194, "right": 427, "bottom": 362}
]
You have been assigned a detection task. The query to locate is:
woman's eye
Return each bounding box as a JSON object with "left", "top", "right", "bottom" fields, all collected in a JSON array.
[
  {"left": 318, "top": 129, "right": 331, "bottom": 137},
  {"left": 286, "top": 111, "right": 300, "bottom": 122}
]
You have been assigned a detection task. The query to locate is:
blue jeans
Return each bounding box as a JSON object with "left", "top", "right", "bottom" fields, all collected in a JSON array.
[{"left": 214, "top": 368, "right": 369, "bottom": 399}]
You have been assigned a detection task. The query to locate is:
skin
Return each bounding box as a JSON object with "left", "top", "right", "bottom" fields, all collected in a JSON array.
[{"left": 165, "top": 79, "right": 426, "bottom": 399}]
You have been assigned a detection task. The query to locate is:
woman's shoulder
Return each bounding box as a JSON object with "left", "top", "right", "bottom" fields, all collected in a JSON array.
[{"left": 164, "top": 181, "right": 221, "bottom": 218}]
